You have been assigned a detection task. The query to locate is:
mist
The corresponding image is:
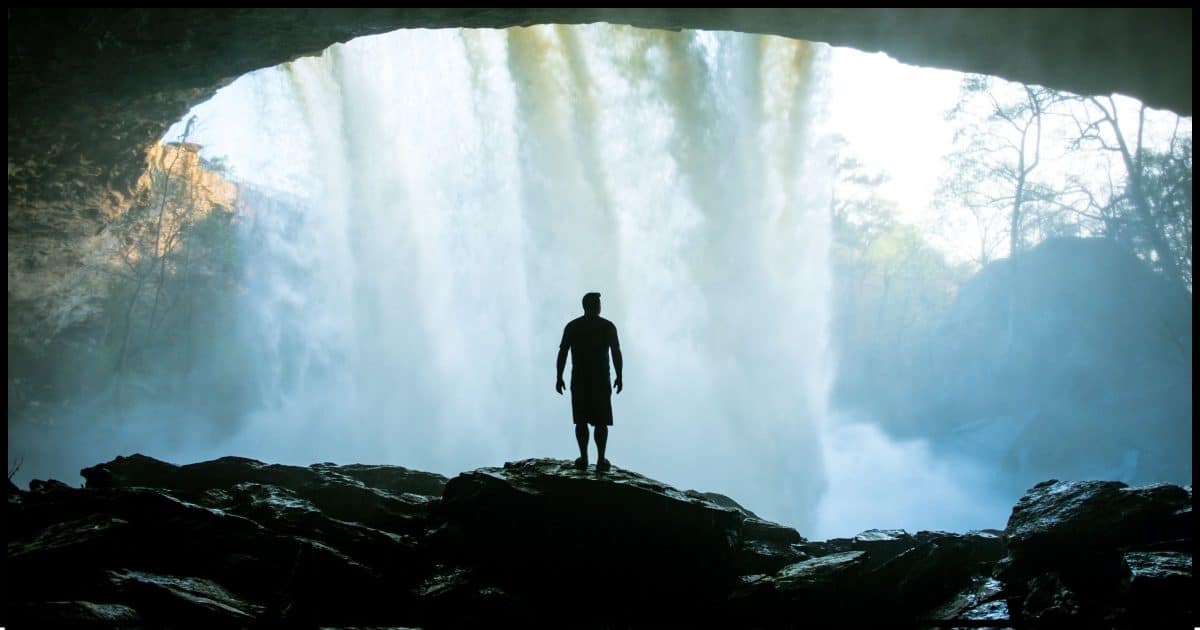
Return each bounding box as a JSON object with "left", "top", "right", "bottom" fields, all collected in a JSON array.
[{"left": 8, "top": 25, "right": 1188, "bottom": 541}]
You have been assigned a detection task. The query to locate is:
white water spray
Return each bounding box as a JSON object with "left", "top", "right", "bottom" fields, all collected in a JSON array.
[{"left": 169, "top": 25, "right": 837, "bottom": 533}]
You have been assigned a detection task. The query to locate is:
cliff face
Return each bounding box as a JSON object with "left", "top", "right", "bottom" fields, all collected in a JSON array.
[
  {"left": 8, "top": 142, "right": 241, "bottom": 429},
  {"left": 6, "top": 454, "right": 1192, "bottom": 628},
  {"left": 9, "top": 143, "right": 238, "bottom": 351},
  {"left": 901, "top": 238, "right": 1192, "bottom": 487},
  {"left": 7, "top": 203, "right": 122, "bottom": 349}
]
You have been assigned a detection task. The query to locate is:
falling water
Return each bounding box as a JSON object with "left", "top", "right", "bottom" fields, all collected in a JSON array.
[{"left": 168, "top": 25, "right": 835, "bottom": 533}]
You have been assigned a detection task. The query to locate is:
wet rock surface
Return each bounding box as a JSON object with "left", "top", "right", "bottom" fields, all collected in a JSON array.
[
  {"left": 5, "top": 457, "right": 1193, "bottom": 628},
  {"left": 996, "top": 480, "right": 1194, "bottom": 628}
]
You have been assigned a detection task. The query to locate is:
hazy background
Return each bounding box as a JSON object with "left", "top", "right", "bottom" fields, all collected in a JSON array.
[{"left": 8, "top": 25, "right": 1191, "bottom": 539}]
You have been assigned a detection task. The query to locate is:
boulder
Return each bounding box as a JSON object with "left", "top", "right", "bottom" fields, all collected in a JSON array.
[
  {"left": 81, "top": 453, "right": 443, "bottom": 534},
  {"left": 10, "top": 601, "right": 143, "bottom": 628},
  {"left": 1122, "top": 551, "right": 1193, "bottom": 626},
  {"left": 921, "top": 576, "right": 1010, "bottom": 629},
  {"left": 726, "top": 550, "right": 868, "bottom": 623},
  {"left": 100, "top": 569, "right": 263, "bottom": 624},
  {"left": 438, "top": 458, "right": 750, "bottom": 623},
  {"left": 999, "top": 479, "right": 1193, "bottom": 628}
]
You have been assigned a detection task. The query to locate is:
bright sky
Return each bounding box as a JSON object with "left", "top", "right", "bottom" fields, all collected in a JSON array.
[
  {"left": 819, "top": 46, "right": 962, "bottom": 229},
  {"left": 820, "top": 44, "right": 1189, "bottom": 265}
]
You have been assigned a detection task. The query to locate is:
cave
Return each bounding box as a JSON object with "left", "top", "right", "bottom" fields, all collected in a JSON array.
[{"left": 6, "top": 9, "right": 1193, "bottom": 629}]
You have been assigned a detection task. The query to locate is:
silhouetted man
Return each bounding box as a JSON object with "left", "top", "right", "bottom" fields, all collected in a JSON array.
[{"left": 557, "top": 292, "right": 623, "bottom": 471}]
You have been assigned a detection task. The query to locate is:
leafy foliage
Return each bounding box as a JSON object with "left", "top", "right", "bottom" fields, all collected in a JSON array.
[
  {"left": 936, "top": 77, "right": 1192, "bottom": 292},
  {"left": 829, "top": 139, "right": 969, "bottom": 414}
]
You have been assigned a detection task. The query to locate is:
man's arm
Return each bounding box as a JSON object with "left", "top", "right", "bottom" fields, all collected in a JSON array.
[
  {"left": 556, "top": 324, "right": 570, "bottom": 395},
  {"left": 556, "top": 345, "right": 569, "bottom": 394},
  {"left": 610, "top": 323, "right": 623, "bottom": 394}
]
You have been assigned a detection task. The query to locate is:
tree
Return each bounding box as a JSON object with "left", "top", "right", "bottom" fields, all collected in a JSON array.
[
  {"left": 1067, "top": 97, "right": 1192, "bottom": 291},
  {"left": 829, "top": 139, "right": 968, "bottom": 419},
  {"left": 110, "top": 118, "right": 195, "bottom": 403},
  {"left": 936, "top": 76, "right": 1068, "bottom": 355},
  {"left": 938, "top": 76, "right": 1064, "bottom": 262},
  {"left": 103, "top": 117, "right": 242, "bottom": 409}
]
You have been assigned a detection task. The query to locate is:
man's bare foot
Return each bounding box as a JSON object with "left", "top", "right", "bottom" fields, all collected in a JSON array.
[
  {"left": 596, "top": 458, "right": 611, "bottom": 472},
  {"left": 574, "top": 456, "right": 588, "bottom": 470}
]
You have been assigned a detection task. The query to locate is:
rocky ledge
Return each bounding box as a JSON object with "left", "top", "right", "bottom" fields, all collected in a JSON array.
[{"left": 5, "top": 455, "right": 1193, "bottom": 628}]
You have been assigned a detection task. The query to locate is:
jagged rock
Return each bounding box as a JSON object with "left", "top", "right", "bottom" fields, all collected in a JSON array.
[
  {"left": 1004, "top": 480, "right": 1190, "bottom": 577},
  {"left": 716, "top": 504, "right": 808, "bottom": 575},
  {"left": 685, "top": 489, "right": 760, "bottom": 518},
  {"left": 1003, "top": 480, "right": 1190, "bottom": 602},
  {"left": 803, "top": 528, "right": 1002, "bottom": 572},
  {"left": 8, "top": 477, "right": 27, "bottom": 513},
  {"left": 29, "top": 478, "right": 74, "bottom": 493},
  {"left": 732, "top": 516, "right": 807, "bottom": 575},
  {"left": 11, "top": 488, "right": 347, "bottom": 597},
  {"left": 408, "top": 565, "right": 529, "bottom": 627},
  {"left": 854, "top": 528, "right": 912, "bottom": 542},
  {"left": 101, "top": 569, "right": 263, "bottom": 624},
  {"left": 7, "top": 455, "right": 1194, "bottom": 628},
  {"left": 7, "top": 480, "right": 421, "bottom": 626},
  {"left": 83, "top": 453, "right": 446, "bottom": 497},
  {"left": 775, "top": 550, "right": 868, "bottom": 590},
  {"left": 1018, "top": 572, "right": 1101, "bottom": 627},
  {"left": 921, "top": 576, "right": 1010, "bottom": 629},
  {"left": 81, "top": 453, "right": 443, "bottom": 534},
  {"left": 728, "top": 550, "right": 868, "bottom": 607},
  {"left": 865, "top": 531, "right": 1006, "bottom": 618},
  {"left": 209, "top": 482, "right": 421, "bottom": 574},
  {"left": 1000, "top": 479, "right": 1193, "bottom": 629},
  {"left": 10, "top": 601, "right": 143, "bottom": 628},
  {"left": 732, "top": 539, "right": 807, "bottom": 575},
  {"left": 812, "top": 528, "right": 925, "bottom": 572},
  {"left": 748, "top": 529, "right": 1007, "bottom": 624},
  {"left": 1121, "top": 551, "right": 1193, "bottom": 627},
  {"left": 439, "top": 457, "right": 744, "bottom": 541},
  {"left": 743, "top": 516, "right": 805, "bottom": 545},
  {"left": 8, "top": 512, "right": 140, "bottom": 602},
  {"left": 726, "top": 550, "right": 868, "bottom": 624},
  {"left": 79, "top": 453, "right": 175, "bottom": 488},
  {"left": 438, "top": 458, "right": 750, "bottom": 623},
  {"left": 1125, "top": 551, "right": 1191, "bottom": 584},
  {"left": 320, "top": 462, "right": 447, "bottom": 497}
]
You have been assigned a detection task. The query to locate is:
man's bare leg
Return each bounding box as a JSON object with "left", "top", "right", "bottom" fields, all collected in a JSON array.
[
  {"left": 575, "top": 424, "right": 589, "bottom": 468},
  {"left": 594, "top": 424, "right": 608, "bottom": 469}
]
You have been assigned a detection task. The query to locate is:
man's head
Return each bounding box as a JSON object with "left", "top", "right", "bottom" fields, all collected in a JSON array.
[{"left": 582, "top": 292, "right": 601, "bottom": 315}]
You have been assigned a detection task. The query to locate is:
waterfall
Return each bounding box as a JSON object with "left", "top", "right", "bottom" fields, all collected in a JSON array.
[{"left": 173, "top": 25, "right": 835, "bottom": 533}]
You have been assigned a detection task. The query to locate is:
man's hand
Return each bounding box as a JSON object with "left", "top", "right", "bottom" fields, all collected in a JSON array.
[
  {"left": 614, "top": 376, "right": 623, "bottom": 394},
  {"left": 556, "top": 378, "right": 566, "bottom": 395}
]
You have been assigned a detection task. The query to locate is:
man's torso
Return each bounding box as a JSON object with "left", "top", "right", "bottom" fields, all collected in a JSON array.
[{"left": 562, "top": 315, "right": 616, "bottom": 385}]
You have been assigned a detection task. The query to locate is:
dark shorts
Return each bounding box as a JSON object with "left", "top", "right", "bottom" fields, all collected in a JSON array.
[{"left": 571, "top": 379, "right": 613, "bottom": 426}]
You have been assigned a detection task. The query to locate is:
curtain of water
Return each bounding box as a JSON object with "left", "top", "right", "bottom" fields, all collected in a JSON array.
[{"left": 203, "top": 25, "right": 833, "bottom": 532}]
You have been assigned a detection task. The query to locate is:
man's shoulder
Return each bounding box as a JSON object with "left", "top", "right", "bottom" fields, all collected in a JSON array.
[
  {"left": 563, "top": 316, "right": 588, "bottom": 335},
  {"left": 566, "top": 315, "right": 617, "bottom": 330},
  {"left": 587, "top": 315, "right": 618, "bottom": 328}
]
